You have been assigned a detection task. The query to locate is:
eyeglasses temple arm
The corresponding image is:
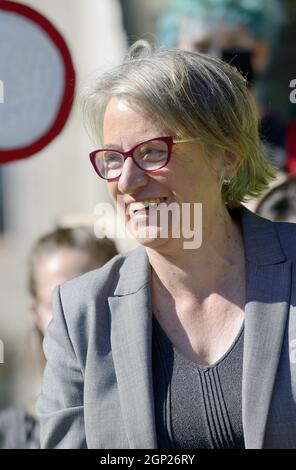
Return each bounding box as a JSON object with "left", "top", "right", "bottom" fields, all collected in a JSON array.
[{"left": 173, "top": 137, "right": 200, "bottom": 144}]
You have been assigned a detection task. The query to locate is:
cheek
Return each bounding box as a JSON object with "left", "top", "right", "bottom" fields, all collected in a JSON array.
[
  {"left": 148, "top": 167, "right": 174, "bottom": 185},
  {"left": 187, "top": 154, "right": 220, "bottom": 185},
  {"left": 161, "top": 160, "right": 195, "bottom": 188}
]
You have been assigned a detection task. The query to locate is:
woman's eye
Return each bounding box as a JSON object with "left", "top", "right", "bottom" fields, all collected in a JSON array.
[
  {"left": 142, "top": 148, "right": 166, "bottom": 160},
  {"left": 105, "top": 154, "right": 122, "bottom": 168}
]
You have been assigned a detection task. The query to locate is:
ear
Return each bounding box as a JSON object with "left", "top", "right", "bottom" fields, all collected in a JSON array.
[{"left": 223, "top": 151, "right": 241, "bottom": 179}]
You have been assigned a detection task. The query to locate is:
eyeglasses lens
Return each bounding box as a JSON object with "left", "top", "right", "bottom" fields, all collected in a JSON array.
[{"left": 94, "top": 139, "right": 169, "bottom": 179}]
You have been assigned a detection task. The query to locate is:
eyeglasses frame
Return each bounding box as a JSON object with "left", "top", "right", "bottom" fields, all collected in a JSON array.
[{"left": 89, "top": 135, "right": 199, "bottom": 181}]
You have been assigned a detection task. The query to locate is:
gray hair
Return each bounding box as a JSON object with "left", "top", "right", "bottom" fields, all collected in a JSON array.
[{"left": 81, "top": 40, "right": 275, "bottom": 207}]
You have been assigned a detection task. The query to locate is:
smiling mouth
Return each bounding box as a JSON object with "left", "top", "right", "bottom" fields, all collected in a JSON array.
[{"left": 128, "top": 197, "right": 167, "bottom": 215}]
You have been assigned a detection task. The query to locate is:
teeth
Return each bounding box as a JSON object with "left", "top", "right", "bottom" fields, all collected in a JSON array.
[{"left": 129, "top": 198, "right": 166, "bottom": 214}]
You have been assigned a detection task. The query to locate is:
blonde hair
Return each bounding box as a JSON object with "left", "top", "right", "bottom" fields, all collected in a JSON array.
[{"left": 81, "top": 40, "right": 276, "bottom": 207}]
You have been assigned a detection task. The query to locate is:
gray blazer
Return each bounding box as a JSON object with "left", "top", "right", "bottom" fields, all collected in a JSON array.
[{"left": 37, "top": 206, "right": 296, "bottom": 449}]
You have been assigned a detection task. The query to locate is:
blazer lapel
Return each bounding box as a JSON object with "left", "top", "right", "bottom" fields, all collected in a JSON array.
[
  {"left": 240, "top": 207, "right": 292, "bottom": 448},
  {"left": 109, "top": 248, "right": 157, "bottom": 449}
]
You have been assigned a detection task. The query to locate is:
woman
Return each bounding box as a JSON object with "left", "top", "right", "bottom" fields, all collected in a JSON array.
[{"left": 38, "top": 42, "right": 296, "bottom": 449}]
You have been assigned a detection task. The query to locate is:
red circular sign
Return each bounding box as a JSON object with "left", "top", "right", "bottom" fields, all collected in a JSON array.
[{"left": 0, "top": 1, "right": 76, "bottom": 163}]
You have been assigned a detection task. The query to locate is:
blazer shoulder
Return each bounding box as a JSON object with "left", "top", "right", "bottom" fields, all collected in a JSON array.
[
  {"left": 274, "top": 220, "right": 296, "bottom": 262},
  {"left": 59, "top": 249, "right": 131, "bottom": 305},
  {"left": 51, "top": 250, "right": 133, "bottom": 349},
  {"left": 56, "top": 245, "right": 147, "bottom": 317}
]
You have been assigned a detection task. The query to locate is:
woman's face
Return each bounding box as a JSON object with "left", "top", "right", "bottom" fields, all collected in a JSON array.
[
  {"left": 31, "top": 249, "right": 102, "bottom": 334},
  {"left": 103, "top": 96, "right": 224, "bottom": 250}
]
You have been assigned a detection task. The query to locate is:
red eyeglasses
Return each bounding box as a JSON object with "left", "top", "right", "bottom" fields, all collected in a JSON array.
[{"left": 89, "top": 135, "right": 198, "bottom": 181}]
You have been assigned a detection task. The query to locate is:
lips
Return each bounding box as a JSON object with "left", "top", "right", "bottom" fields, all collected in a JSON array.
[{"left": 128, "top": 197, "right": 167, "bottom": 215}]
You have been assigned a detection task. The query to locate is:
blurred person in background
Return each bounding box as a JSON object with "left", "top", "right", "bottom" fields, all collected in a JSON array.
[
  {"left": 38, "top": 41, "right": 296, "bottom": 449},
  {"left": 157, "top": 0, "right": 288, "bottom": 172},
  {"left": 29, "top": 226, "right": 118, "bottom": 344},
  {"left": 255, "top": 175, "right": 296, "bottom": 223},
  {"left": 0, "top": 227, "right": 118, "bottom": 449}
]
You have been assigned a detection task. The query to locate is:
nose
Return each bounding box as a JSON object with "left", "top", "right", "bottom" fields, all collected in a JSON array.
[{"left": 117, "top": 156, "right": 148, "bottom": 194}]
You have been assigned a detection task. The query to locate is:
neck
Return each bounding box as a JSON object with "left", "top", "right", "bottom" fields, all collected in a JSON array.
[{"left": 146, "top": 205, "right": 244, "bottom": 303}]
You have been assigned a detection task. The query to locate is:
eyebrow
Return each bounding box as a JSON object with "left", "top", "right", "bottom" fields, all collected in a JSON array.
[
  {"left": 102, "top": 136, "right": 169, "bottom": 150},
  {"left": 102, "top": 143, "right": 122, "bottom": 149}
]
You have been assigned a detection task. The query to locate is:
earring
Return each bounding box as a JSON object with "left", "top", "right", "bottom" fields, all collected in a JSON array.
[{"left": 223, "top": 177, "right": 231, "bottom": 185}]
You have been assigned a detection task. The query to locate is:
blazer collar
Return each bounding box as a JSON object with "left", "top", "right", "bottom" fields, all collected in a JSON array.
[
  {"left": 230, "top": 205, "right": 286, "bottom": 265},
  {"left": 113, "top": 246, "right": 150, "bottom": 296},
  {"left": 109, "top": 285, "right": 157, "bottom": 448}
]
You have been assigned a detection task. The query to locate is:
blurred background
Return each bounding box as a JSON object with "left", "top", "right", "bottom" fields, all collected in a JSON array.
[{"left": 0, "top": 0, "right": 295, "bottom": 420}]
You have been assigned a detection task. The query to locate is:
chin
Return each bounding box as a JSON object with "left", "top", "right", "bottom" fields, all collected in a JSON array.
[
  {"left": 129, "top": 221, "right": 172, "bottom": 249},
  {"left": 135, "top": 236, "right": 171, "bottom": 252}
]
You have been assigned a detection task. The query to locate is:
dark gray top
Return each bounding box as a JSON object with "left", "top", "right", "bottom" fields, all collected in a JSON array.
[{"left": 152, "top": 315, "right": 245, "bottom": 449}]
